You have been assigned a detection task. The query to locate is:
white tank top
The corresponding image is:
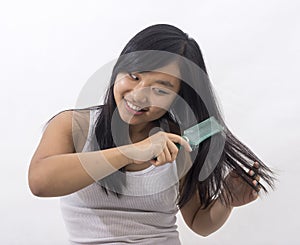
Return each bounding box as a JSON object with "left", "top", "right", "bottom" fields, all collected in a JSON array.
[{"left": 60, "top": 108, "right": 182, "bottom": 244}]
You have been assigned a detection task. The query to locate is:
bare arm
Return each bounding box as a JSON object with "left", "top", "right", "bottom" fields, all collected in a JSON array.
[
  {"left": 179, "top": 149, "right": 233, "bottom": 237},
  {"left": 180, "top": 184, "right": 233, "bottom": 237},
  {"left": 192, "top": 162, "right": 263, "bottom": 236},
  {"left": 191, "top": 196, "right": 233, "bottom": 236},
  {"left": 29, "top": 146, "right": 132, "bottom": 197},
  {"left": 28, "top": 110, "right": 132, "bottom": 197},
  {"left": 29, "top": 110, "right": 192, "bottom": 197}
]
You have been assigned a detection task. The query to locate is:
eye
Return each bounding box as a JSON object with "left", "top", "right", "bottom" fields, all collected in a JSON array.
[
  {"left": 128, "top": 72, "right": 139, "bottom": 81},
  {"left": 152, "top": 87, "right": 169, "bottom": 95}
]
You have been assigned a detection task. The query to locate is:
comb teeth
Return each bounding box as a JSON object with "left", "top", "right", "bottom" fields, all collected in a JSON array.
[{"left": 183, "top": 116, "right": 224, "bottom": 150}]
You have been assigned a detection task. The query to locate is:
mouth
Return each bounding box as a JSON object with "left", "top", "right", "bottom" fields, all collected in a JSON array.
[{"left": 124, "top": 99, "right": 149, "bottom": 115}]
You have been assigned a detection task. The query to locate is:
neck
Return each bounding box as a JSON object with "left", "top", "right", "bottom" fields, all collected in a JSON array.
[{"left": 129, "top": 121, "right": 160, "bottom": 143}]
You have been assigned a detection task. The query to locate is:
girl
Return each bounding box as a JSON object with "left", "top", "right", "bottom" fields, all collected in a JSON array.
[{"left": 28, "top": 24, "right": 276, "bottom": 244}]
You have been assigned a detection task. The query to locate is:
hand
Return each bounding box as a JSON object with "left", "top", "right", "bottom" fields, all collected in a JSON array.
[
  {"left": 223, "top": 161, "right": 262, "bottom": 207},
  {"left": 128, "top": 131, "right": 192, "bottom": 166}
]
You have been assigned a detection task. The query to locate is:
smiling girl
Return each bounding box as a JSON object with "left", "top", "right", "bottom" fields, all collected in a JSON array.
[{"left": 28, "top": 24, "right": 276, "bottom": 244}]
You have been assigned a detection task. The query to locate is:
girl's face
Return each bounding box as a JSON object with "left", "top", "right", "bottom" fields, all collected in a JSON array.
[{"left": 113, "top": 62, "right": 181, "bottom": 131}]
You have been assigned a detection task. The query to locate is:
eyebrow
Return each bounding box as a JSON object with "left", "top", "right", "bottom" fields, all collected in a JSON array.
[
  {"left": 155, "top": 80, "right": 174, "bottom": 88},
  {"left": 138, "top": 71, "right": 175, "bottom": 88}
]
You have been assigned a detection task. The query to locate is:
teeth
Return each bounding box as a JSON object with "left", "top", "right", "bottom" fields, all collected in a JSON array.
[{"left": 126, "top": 100, "right": 142, "bottom": 111}]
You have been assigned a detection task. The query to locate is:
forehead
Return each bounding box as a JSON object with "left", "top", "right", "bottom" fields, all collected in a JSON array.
[
  {"left": 138, "top": 62, "right": 181, "bottom": 86},
  {"left": 152, "top": 61, "right": 181, "bottom": 79}
]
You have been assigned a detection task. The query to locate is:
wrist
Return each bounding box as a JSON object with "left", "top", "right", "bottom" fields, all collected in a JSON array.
[{"left": 117, "top": 145, "right": 134, "bottom": 165}]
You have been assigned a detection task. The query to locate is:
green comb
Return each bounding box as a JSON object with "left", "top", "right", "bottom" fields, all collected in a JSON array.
[
  {"left": 176, "top": 116, "right": 225, "bottom": 150},
  {"left": 152, "top": 117, "right": 224, "bottom": 161}
]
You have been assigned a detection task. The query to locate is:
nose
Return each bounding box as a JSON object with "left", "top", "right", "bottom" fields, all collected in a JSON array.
[{"left": 131, "top": 85, "right": 150, "bottom": 104}]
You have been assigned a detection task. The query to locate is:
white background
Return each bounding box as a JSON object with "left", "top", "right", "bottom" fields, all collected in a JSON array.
[{"left": 1, "top": 0, "right": 299, "bottom": 244}]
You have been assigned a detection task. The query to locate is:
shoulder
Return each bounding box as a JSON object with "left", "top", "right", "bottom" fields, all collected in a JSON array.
[
  {"left": 71, "top": 106, "right": 104, "bottom": 151},
  {"left": 31, "top": 110, "right": 77, "bottom": 164},
  {"left": 70, "top": 106, "right": 103, "bottom": 132},
  {"left": 43, "top": 108, "right": 93, "bottom": 152}
]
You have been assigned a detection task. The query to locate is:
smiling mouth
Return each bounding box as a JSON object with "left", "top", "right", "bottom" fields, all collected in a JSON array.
[{"left": 124, "top": 99, "right": 149, "bottom": 112}]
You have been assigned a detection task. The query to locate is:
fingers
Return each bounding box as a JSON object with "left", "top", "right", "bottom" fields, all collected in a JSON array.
[
  {"left": 249, "top": 162, "right": 260, "bottom": 180},
  {"left": 155, "top": 150, "right": 166, "bottom": 165},
  {"left": 167, "top": 140, "right": 179, "bottom": 162},
  {"left": 156, "top": 147, "right": 173, "bottom": 165},
  {"left": 249, "top": 161, "right": 262, "bottom": 194},
  {"left": 251, "top": 179, "right": 261, "bottom": 199},
  {"left": 151, "top": 137, "right": 179, "bottom": 166},
  {"left": 249, "top": 170, "right": 260, "bottom": 182},
  {"left": 167, "top": 133, "right": 192, "bottom": 152},
  {"left": 150, "top": 132, "right": 191, "bottom": 167}
]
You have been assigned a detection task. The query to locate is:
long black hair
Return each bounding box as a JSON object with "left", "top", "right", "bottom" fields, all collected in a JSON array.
[{"left": 44, "top": 24, "right": 277, "bottom": 209}]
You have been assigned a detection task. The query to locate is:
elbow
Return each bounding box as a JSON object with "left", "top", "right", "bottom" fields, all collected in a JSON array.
[
  {"left": 191, "top": 224, "right": 216, "bottom": 237},
  {"left": 28, "top": 167, "right": 47, "bottom": 197},
  {"left": 199, "top": 231, "right": 214, "bottom": 237},
  {"left": 194, "top": 230, "right": 213, "bottom": 237},
  {"left": 28, "top": 175, "right": 44, "bottom": 197}
]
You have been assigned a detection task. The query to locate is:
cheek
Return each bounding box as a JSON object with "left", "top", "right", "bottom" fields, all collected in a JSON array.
[
  {"left": 150, "top": 105, "right": 170, "bottom": 118},
  {"left": 150, "top": 94, "right": 177, "bottom": 110},
  {"left": 114, "top": 79, "right": 129, "bottom": 97}
]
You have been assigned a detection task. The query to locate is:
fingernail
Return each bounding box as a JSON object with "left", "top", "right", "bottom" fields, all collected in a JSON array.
[
  {"left": 188, "top": 145, "right": 192, "bottom": 152},
  {"left": 249, "top": 170, "right": 255, "bottom": 176}
]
